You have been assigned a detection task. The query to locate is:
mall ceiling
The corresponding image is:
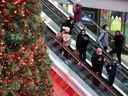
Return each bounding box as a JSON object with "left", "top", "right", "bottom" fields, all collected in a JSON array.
[{"left": 73, "top": 0, "right": 128, "bottom": 12}]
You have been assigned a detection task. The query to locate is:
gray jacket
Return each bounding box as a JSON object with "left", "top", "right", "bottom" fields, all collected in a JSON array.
[{"left": 97, "top": 30, "right": 109, "bottom": 48}]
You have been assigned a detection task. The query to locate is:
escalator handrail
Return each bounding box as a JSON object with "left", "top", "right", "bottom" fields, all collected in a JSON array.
[
  {"left": 42, "top": 4, "right": 111, "bottom": 65},
  {"left": 42, "top": 11, "right": 127, "bottom": 96},
  {"left": 42, "top": 1, "right": 128, "bottom": 81},
  {"left": 42, "top": 0, "right": 66, "bottom": 20},
  {"left": 68, "top": 0, "right": 128, "bottom": 51},
  {"left": 42, "top": 0, "right": 70, "bottom": 17},
  {"left": 42, "top": 10, "right": 119, "bottom": 95},
  {"left": 43, "top": 0, "right": 114, "bottom": 62},
  {"left": 43, "top": 0, "right": 128, "bottom": 76},
  {"left": 46, "top": 28, "right": 119, "bottom": 96}
]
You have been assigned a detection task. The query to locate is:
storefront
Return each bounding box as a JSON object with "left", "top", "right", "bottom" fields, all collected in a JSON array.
[
  {"left": 100, "top": 9, "right": 128, "bottom": 46},
  {"left": 100, "top": 10, "right": 123, "bottom": 32},
  {"left": 55, "top": 0, "right": 128, "bottom": 47}
]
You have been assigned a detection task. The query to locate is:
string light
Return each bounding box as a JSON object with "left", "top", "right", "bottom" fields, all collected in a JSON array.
[{"left": 2, "top": 0, "right": 6, "bottom": 3}]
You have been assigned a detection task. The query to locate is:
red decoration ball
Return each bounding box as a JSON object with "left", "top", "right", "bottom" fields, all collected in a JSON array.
[{"left": 13, "top": 0, "right": 27, "bottom": 5}]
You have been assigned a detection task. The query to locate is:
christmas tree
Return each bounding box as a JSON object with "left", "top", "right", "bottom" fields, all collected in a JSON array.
[{"left": 0, "top": 0, "right": 52, "bottom": 95}]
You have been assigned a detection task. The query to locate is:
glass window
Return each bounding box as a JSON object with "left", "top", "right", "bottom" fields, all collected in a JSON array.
[
  {"left": 100, "top": 9, "right": 110, "bottom": 26},
  {"left": 110, "top": 11, "right": 123, "bottom": 33}
]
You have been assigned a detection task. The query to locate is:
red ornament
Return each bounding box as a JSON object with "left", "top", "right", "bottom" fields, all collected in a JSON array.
[
  {"left": 12, "top": 52, "right": 21, "bottom": 60},
  {"left": 13, "top": 0, "right": 26, "bottom": 5},
  {"left": 2, "top": 0, "right": 6, "bottom": 3},
  {"left": 23, "top": 58, "right": 29, "bottom": 64}
]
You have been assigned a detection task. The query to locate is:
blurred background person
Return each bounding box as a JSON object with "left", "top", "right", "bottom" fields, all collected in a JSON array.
[
  {"left": 97, "top": 24, "right": 109, "bottom": 52},
  {"left": 73, "top": 3, "right": 82, "bottom": 23},
  {"left": 110, "top": 31, "right": 124, "bottom": 64},
  {"left": 60, "top": 16, "right": 74, "bottom": 33},
  {"left": 76, "top": 29, "right": 89, "bottom": 63}
]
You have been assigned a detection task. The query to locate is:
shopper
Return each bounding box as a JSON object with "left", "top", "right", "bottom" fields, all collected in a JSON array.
[
  {"left": 60, "top": 17, "right": 74, "bottom": 33},
  {"left": 97, "top": 24, "right": 109, "bottom": 51},
  {"left": 106, "top": 59, "right": 117, "bottom": 86},
  {"left": 73, "top": 3, "right": 82, "bottom": 23},
  {"left": 56, "top": 27, "right": 71, "bottom": 57},
  {"left": 110, "top": 31, "right": 124, "bottom": 64},
  {"left": 76, "top": 29, "right": 89, "bottom": 62},
  {"left": 91, "top": 48, "right": 104, "bottom": 76},
  {"left": 91, "top": 48, "right": 105, "bottom": 86},
  {"left": 62, "top": 27, "right": 71, "bottom": 47}
]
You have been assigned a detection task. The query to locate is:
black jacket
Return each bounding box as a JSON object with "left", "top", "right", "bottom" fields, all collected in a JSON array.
[
  {"left": 76, "top": 33, "right": 89, "bottom": 51},
  {"left": 91, "top": 52, "right": 104, "bottom": 73},
  {"left": 114, "top": 34, "right": 124, "bottom": 51},
  {"left": 61, "top": 20, "right": 74, "bottom": 31}
]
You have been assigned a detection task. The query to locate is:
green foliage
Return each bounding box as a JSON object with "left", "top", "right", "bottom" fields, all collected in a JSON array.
[
  {"left": 7, "top": 3, "right": 15, "bottom": 15},
  {"left": 25, "top": 2, "right": 33, "bottom": 9},
  {"left": 45, "top": 53, "right": 52, "bottom": 68},
  {"left": 5, "top": 32, "right": 24, "bottom": 51},
  {"left": 7, "top": 81, "right": 21, "bottom": 91},
  {"left": 0, "top": 0, "right": 52, "bottom": 95}
]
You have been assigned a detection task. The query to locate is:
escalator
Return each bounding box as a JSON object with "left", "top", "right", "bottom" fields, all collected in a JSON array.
[
  {"left": 68, "top": 0, "right": 128, "bottom": 70},
  {"left": 43, "top": 15, "right": 123, "bottom": 96},
  {"left": 43, "top": 0, "right": 128, "bottom": 71},
  {"left": 68, "top": 0, "right": 128, "bottom": 51},
  {"left": 41, "top": 1, "right": 128, "bottom": 95}
]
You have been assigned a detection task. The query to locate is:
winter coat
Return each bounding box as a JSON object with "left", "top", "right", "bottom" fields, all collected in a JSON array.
[
  {"left": 76, "top": 33, "right": 89, "bottom": 51},
  {"left": 61, "top": 20, "right": 73, "bottom": 32},
  {"left": 114, "top": 33, "right": 124, "bottom": 52},
  {"left": 97, "top": 30, "right": 109, "bottom": 49},
  {"left": 91, "top": 52, "right": 104, "bottom": 74},
  {"left": 73, "top": 4, "right": 81, "bottom": 22}
]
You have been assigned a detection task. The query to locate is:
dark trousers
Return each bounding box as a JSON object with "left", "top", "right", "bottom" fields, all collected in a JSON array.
[
  {"left": 108, "top": 75, "right": 115, "bottom": 86},
  {"left": 92, "top": 70, "right": 102, "bottom": 87},
  {"left": 110, "top": 48, "right": 122, "bottom": 64},
  {"left": 79, "top": 49, "right": 87, "bottom": 62}
]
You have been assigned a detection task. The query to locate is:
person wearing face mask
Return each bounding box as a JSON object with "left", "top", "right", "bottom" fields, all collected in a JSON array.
[
  {"left": 76, "top": 29, "right": 89, "bottom": 62},
  {"left": 97, "top": 24, "right": 109, "bottom": 52}
]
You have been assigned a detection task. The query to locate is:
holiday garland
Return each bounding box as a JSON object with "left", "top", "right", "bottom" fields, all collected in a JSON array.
[{"left": 0, "top": 0, "right": 52, "bottom": 96}]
